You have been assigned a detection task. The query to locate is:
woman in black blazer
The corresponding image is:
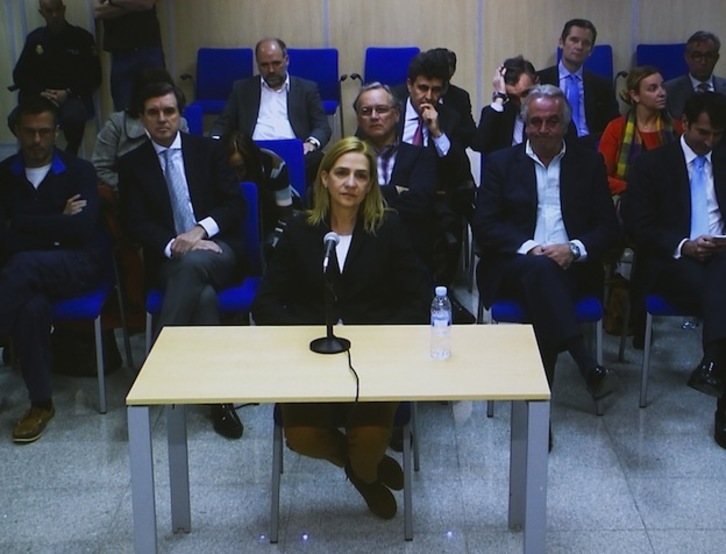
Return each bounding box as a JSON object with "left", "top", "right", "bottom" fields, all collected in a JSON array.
[{"left": 252, "top": 137, "right": 429, "bottom": 520}]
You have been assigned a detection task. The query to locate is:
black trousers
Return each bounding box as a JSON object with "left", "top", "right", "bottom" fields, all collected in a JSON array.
[{"left": 0, "top": 250, "right": 99, "bottom": 403}]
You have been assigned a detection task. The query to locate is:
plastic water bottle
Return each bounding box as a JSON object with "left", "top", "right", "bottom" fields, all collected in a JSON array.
[{"left": 430, "top": 286, "right": 452, "bottom": 360}]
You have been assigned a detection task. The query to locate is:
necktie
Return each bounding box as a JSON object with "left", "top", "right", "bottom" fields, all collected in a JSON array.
[
  {"left": 163, "top": 149, "right": 196, "bottom": 235},
  {"left": 566, "top": 73, "right": 581, "bottom": 133},
  {"left": 690, "top": 155, "right": 709, "bottom": 239},
  {"left": 697, "top": 82, "right": 710, "bottom": 93},
  {"left": 411, "top": 117, "right": 424, "bottom": 146}
]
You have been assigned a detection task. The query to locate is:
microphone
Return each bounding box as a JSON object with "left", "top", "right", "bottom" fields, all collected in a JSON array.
[{"left": 322, "top": 231, "right": 340, "bottom": 273}]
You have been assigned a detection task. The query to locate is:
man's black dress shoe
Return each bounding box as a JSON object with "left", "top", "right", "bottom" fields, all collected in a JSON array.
[
  {"left": 211, "top": 404, "right": 243, "bottom": 439},
  {"left": 450, "top": 294, "right": 476, "bottom": 325},
  {"left": 715, "top": 409, "right": 726, "bottom": 450},
  {"left": 585, "top": 365, "right": 618, "bottom": 400},
  {"left": 687, "top": 361, "right": 723, "bottom": 398}
]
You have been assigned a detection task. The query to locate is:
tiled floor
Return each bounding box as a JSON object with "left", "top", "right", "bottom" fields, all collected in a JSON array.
[{"left": 1, "top": 281, "right": 725, "bottom": 553}]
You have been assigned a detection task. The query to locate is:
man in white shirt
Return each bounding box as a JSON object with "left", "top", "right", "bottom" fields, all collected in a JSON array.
[
  {"left": 665, "top": 31, "right": 726, "bottom": 119},
  {"left": 473, "top": 85, "right": 620, "bottom": 405},
  {"left": 624, "top": 91, "right": 726, "bottom": 449},
  {"left": 211, "top": 37, "right": 331, "bottom": 186}
]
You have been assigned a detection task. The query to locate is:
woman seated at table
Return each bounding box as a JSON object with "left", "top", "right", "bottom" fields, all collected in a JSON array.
[
  {"left": 220, "top": 131, "right": 299, "bottom": 249},
  {"left": 252, "top": 137, "right": 429, "bottom": 520},
  {"left": 598, "top": 65, "right": 682, "bottom": 203}
]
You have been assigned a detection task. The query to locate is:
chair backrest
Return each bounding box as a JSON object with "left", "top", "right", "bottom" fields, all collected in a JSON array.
[
  {"left": 182, "top": 103, "right": 204, "bottom": 136},
  {"left": 240, "top": 181, "right": 262, "bottom": 276},
  {"left": 194, "top": 48, "right": 254, "bottom": 105},
  {"left": 364, "top": 47, "right": 420, "bottom": 87},
  {"left": 254, "top": 138, "right": 307, "bottom": 198},
  {"left": 557, "top": 44, "right": 614, "bottom": 82},
  {"left": 287, "top": 48, "right": 340, "bottom": 103},
  {"left": 636, "top": 43, "right": 687, "bottom": 82}
]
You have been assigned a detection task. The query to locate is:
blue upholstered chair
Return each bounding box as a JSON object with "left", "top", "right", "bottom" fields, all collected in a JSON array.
[
  {"left": 145, "top": 181, "right": 262, "bottom": 354},
  {"left": 270, "top": 401, "right": 419, "bottom": 543},
  {"left": 51, "top": 226, "right": 122, "bottom": 414},
  {"left": 636, "top": 43, "right": 688, "bottom": 82},
  {"left": 287, "top": 48, "right": 343, "bottom": 135},
  {"left": 255, "top": 138, "right": 307, "bottom": 199},
  {"left": 639, "top": 294, "right": 693, "bottom": 408},
  {"left": 181, "top": 47, "right": 254, "bottom": 122},
  {"left": 356, "top": 47, "right": 420, "bottom": 88}
]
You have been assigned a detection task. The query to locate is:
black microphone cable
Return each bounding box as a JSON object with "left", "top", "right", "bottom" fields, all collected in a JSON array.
[{"left": 346, "top": 348, "right": 360, "bottom": 404}]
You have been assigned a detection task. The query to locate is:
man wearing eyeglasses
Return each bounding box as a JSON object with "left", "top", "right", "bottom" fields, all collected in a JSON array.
[
  {"left": 665, "top": 31, "right": 726, "bottom": 119},
  {"left": 354, "top": 82, "right": 437, "bottom": 275}
]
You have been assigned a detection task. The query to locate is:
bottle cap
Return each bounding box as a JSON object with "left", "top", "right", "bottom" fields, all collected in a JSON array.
[{"left": 435, "top": 286, "right": 447, "bottom": 297}]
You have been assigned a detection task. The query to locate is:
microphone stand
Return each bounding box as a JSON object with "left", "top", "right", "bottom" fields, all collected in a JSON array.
[{"left": 310, "top": 263, "right": 350, "bottom": 355}]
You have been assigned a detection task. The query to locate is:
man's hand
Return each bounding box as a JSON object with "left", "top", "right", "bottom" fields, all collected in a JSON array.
[
  {"left": 541, "top": 243, "right": 574, "bottom": 269},
  {"left": 419, "top": 102, "right": 442, "bottom": 138},
  {"left": 303, "top": 141, "right": 316, "bottom": 155},
  {"left": 63, "top": 194, "right": 87, "bottom": 215},
  {"left": 190, "top": 240, "right": 223, "bottom": 254},
  {"left": 682, "top": 235, "right": 724, "bottom": 261},
  {"left": 171, "top": 225, "right": 206, "bottom": 257},
  {"left": 492, "top": 65, "right": 506, "bottom": 95},
  {"left": 42, "top": 89, "right": 69, "bottom": 105}
]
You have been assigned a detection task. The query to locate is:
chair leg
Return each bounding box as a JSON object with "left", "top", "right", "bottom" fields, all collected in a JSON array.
[
  {"left": 618, "top": 289, "right": 631, "bottom": 362},
  {"left": 270, "top": 421, "right": 283, "bottom": 544},
  {"left": 595, "top": 319, "right": 604, "bottom": 416},
  {"left": 486, "top": 401, "right": 495, "bottom": 418},
  {"left": 112, "top": 254, "right": 134, "bottom": 370},
  {"left": 94, "top": 316, "right": 107, "bottom": 414},
  {"left": 145, "top": 312, "right": 153, "bottom": 357},
  {"left": 640, "top": 312, "right": 654, "bottom": 408},
  {"left": 402, "top": 419, "right": 413, "bottom": 541},
  {"left": 411, "top": 402, "right": 420, "bottom": 472}
]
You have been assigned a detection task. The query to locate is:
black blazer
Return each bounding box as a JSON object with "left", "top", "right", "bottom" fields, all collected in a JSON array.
[
  {"left": 623, "top": 141, "right": 726, "bottom": 286},
  {"left": 393, "top": 88, "right": 472, "bottom": 189},
  {"left": 441, "top": 83, "right": 477, "bottom": 149},
  {"left": 473, "top": 102, "right": 520, "bottom": 154},
  {"left": 210, "top": 75, "right": 332, "bottom": 147},
  {"left": 117, "top": 133, "right": 246, "bottom": 279},
  {"left": 472, "top": 140, "right": 619, "bottom": 306},
  {"left": 537, "top": 65, "right": 619, "bottom": 140},
  {"left": 251, "top": 213, "right": 430, "bottom": 326}
]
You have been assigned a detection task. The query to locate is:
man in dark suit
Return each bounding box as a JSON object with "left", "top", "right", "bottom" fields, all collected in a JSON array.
[
  {"left": 623, "top": 92, "right": 726, "bottom": 449},
  {"left": 394, "top": 51, "right": 474, "bottom": 314},
  {"left": 118, "top": 82, "right": 246, "bottom": 439},
  {"left": 430, "top": 48, "right": 477, "bottom": 149},
  {"left": 473, "top": 84, "right": 620, "bottom": 402},
  {"left": 9, "top": 0, "right": 101, "bottom": 156},
  {"left": 210, "top": 37, "right": 331, "bottom": 185},
  {"left": 354, "top": 83, "right": 437, "bottom": 273},
  {"left": 665, "top": 31, "right": 726, "bottom": 119},
  {"left": 473, "top": 56, "right": 539, "bottom": 154},
  {"left": 537, "top": 18, "right": 619, "bottom": 148},
  {"left": 0, "top": 96, "right": 101, "bottom": 442}
]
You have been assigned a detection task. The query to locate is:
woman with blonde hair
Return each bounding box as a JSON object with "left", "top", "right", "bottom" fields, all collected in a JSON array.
[
  {"left": 252, "top": 136, "right": 429, "bottom": 520},
  {"left": 599, "top": 65, "right": 682, "bottom": 201}
]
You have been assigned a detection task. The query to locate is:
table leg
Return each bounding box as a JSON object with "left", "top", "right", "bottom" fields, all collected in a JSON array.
[
  {"left": 509, "top": 400, "right": 549, "bottom": 554},
  {"left": 128, "top": 406, "right": 157, "bottom": 554},
  {"left": 167, "top": 404, "right": 191, "bottom": 533}
]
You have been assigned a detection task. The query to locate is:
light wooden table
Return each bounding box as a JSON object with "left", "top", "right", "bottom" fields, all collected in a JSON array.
[{"left": 127, "top": 324, "right": 550, "bottom": 553}]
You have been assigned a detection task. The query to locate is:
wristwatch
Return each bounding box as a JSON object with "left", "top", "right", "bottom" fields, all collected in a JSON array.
[
  {"left": 491, "top": 91, "right": 508, "bottom": 103},
  {"left": 569, "top": 242, "right": 581, "bottom": 261}
]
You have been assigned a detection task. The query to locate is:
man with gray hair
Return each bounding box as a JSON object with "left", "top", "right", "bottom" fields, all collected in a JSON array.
[
  {"left": 665, "top": 31, "right": 726, "bottom": 119},
  {"left": 472, "top": 85, "right": 620, "bottom": 423}
]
